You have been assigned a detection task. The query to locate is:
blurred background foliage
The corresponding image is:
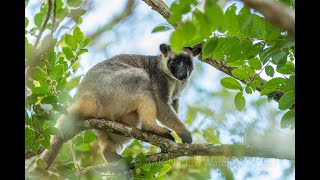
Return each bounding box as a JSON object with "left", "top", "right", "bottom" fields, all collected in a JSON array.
[{"left": 25, "top": 0, "right": 295, "bottom": 179}]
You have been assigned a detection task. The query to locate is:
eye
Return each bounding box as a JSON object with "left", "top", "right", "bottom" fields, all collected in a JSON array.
[{"left": 167, "top": 59, "right": 175, "bottom": 67}]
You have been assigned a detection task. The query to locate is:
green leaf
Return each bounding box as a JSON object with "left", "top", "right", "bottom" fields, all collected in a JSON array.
[
  {"left": 34, "top": 13, "right": 44, "bottom": 27},
  {"left": 78, "top": 48, "right": 88, "bottom": 56},
  {"left": 65, "top": 34, "right": 78, "bottom": 51},
  {"left": 157, "top": 164, "right": 171, "bottom": 177},
  {"left": 62, "top": 47, "right": 74, "bottom": 60},
  {"left": 202, "top": 37, "right": 218, "bottom": 59},
  {"left": 281, "top": 40, "right": 295, "bottom": 49},
  {"left": 260, "top": 47, "right": 279, "bottom": 64},
  {"left": 57, "top": 77, "right": 67, "bottom": 91},
  {"left": 203, "top": 128, "right": 220, "bottom": 144},
  {"left": 57, "top": 168, "right": 78, "bottom": 180},
  {"left": 31, "top": 67, "right": 47, "bottom": 81},
  {"left": 280, "top": 75, "right": 295, "bottom": 92},
  {"left": 70, "top": 8, "right": 86, "bottom": 23},
  {"left": 205, "top": 0, "right": 225, "bottom": 32},
  {"left": 248, "top": 58, "right": 262, "bottom": 70},
  {"left": 277, "top": 61, "right": 295, "bottom": 75},
  {"left": 50, "top": 64, "right": 64, "bottom": 80},
  {"left": 263, "top": 77, "right": 286, "bottom": 89},
  {"left": 231, "top": 68, "right": 249, "bottom": 81},
  {"left": 40, "top": 138, "right": 50, "bottom": 149},
  {"left": 168, "top": 0, "right": 197, "bottom": 25},
  {"left": 279, "top": 90, "right": 295, "bottom": 110},
  {"left": 73, "top": 27, "right": 84, "bottom": 43},
  {"left": 74, "top": 135, "right": 84, "bottom": 146},
  {"left": 260, "top": 88, "right": 277, "bottom": 95},
  {"left": 136, "top": 153, "right": 146, "bottom": 165},
  {"left": 245, "top": 86, "right": 252, "bottom": 94},
  {"left": 75, "top": 143, "right": 90, "bottom": 152},
  {"left": 25, "top": 17, "right": 29, "bottom": 27},
  {"left": 25, "top": 126, "right": 36, "bottom": 148},
  {"left": 234, "top": 92, "right": 246, "bottom": 111},
  {"left": 265, "top": 65, "right": 275, "bottom": 77},
  {"left": 281, "top": 110, "right": 295, "bottom": 129},
  {"left": 41, "top": 95, "right": 57, "bottom": 104},
  {"left": 249, "top": 75, "right": 262, "bottom": 90},
  {"left": 272, "top": 51, "right": 287, "bottom": 66},
  {"left": 66, "top": 0, "right": 82, "bottom": 7},
  {"left": 36, "top": 159, "right": 48, "bottom": 169},
  {"left": 170, "top": 22, "right": 199, "bottom": 52},
  {"left": 267, "top": 91, "right": 278, "bottom": 102},
  {"left": 192, "top": 8, "right": 211, "bottom": 37},
  {"left": 224, "top": 4, "right": 239, "bottom": 35},
  {"left": 53, "top": 104, "right": 68, "bottom": 115},
  {"left": 152, "top": 24, "right": 172, "bottom": 33},
  {"left": 84, "top": 130, "right": 97, "bottom": 143},
  {"left": 220, "top": 77, "right": 242, "bottom": 90},
  {"left": 219, "top": 166, "right": 235, "bottom": 180},
  {"left": 81, "top": 38, "right": 92, "bottom": 48},
  {"left": 140, "top": 164, "right": 151, "bottom": 171},
  {"left": 65, "top": 76, "right": 81, "bottom": 91},
  {"left": 72, "top": 61, "right": 79, "bottom": 72},
  {"left": 48, "top": 127, "right": 64, "bottom": 137}
]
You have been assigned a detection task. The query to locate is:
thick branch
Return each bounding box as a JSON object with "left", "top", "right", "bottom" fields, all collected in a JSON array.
[
  {"left": 141, "top": 0, "right": 292, "bottom": 104},
  {"left": 142, "top": 0, "right": 171, "bottom": 20},
  {"left": 79, "top": 119, "right": 294, "bottom": 174},
  {"left": 84, "top": 119, "right": 294, "bottom": 160},
  {"left": 243, "top": 0, "right": 295, "bottom": 37}
]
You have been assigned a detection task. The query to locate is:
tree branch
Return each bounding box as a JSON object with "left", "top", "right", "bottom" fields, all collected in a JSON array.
[
  {"left": 140, "top": 0, "right": 292, "bottom": 104},
  {"left": 88, "top": 0, "right": 136, "bottom": 41},
  {"left": 51, "top": 0, "right": 57, "bottom": 38},
  {"left": 34, "top": 0, "right": 52, "bottom": 47},
  {"left": 243, "top": 0, "right": 295, "bottom": 37},
  {"left": 78, "top": 119, "right": 294, "bottom": 174}
]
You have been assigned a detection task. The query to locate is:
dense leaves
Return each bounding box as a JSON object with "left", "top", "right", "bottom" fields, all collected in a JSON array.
[{"left": 169, "top": 0, "right": 294, "bottom": 121}]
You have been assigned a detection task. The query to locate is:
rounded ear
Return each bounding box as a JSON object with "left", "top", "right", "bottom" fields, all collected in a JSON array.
[
  {"left": 160, "top": 44, "right": 171, "bottom": 56},
  {"left": 185, "top": 46, "right": 202, "bottom": 57}
]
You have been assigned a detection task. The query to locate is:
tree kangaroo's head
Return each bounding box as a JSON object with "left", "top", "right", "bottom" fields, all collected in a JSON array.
[{"left": 159, "top": 44, "right": 201, "bottom": 81}]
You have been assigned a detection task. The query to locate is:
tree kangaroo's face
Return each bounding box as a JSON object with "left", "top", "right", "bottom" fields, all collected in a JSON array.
[{"left": 159, "top": 44, "right": 201, "bottom": 81}]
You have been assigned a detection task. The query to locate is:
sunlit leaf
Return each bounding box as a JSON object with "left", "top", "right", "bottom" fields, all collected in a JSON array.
[
  {"left": 220, "top": 77, "right": 242, "bottom": 90},
  {"left": 279, "top": 90, "right": 295, "bottom": 110},
  {"left": 234, "top": 92, "right": 246, "bottom": 111},
  {"left": 281, "top": 109, "right": 295, "bottom": 129}
]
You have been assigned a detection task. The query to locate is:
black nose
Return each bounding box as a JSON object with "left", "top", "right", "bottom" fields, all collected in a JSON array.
[{"left": 178, "top": 72, "right": 187, "bottom": 80}]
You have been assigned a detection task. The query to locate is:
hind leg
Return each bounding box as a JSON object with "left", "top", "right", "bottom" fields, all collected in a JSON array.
[
  {"left": 95, "top": 130, "right": 132, "bottom": 162},
  {"left": 95, "top": 112, "right": 140, "bottom": 162}
]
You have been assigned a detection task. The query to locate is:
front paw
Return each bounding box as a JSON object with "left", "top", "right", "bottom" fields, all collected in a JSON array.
[
  {"left": 164, "top": 129, "right": 176, "bottom": 142},
  {"left": 178, "top": 131, "right": 192, "bottom": 144}
]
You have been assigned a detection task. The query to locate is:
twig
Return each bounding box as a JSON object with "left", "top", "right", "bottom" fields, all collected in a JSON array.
[
  {"left": 88, "top": 0, "right": 135, "bottom": 40},
  {"left": 25, "top": 30, "right": 38, "bottom": 37},
  {"left": 51, "top": 0, "right": 57, "bottom": 38},
  {"left": 259, "top": 60, "right": 271, "bottom": 75},
  {"left": 34, "top": 0, "right": 52, "bottom": 47}
]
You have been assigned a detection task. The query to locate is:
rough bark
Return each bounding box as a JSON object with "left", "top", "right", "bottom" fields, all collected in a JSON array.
[
  {"left": 84, "top": 119, "right": 294, "bottom": 160},
  {"left": 78, "top": 119, "right": 294, "bottom": 174}
]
